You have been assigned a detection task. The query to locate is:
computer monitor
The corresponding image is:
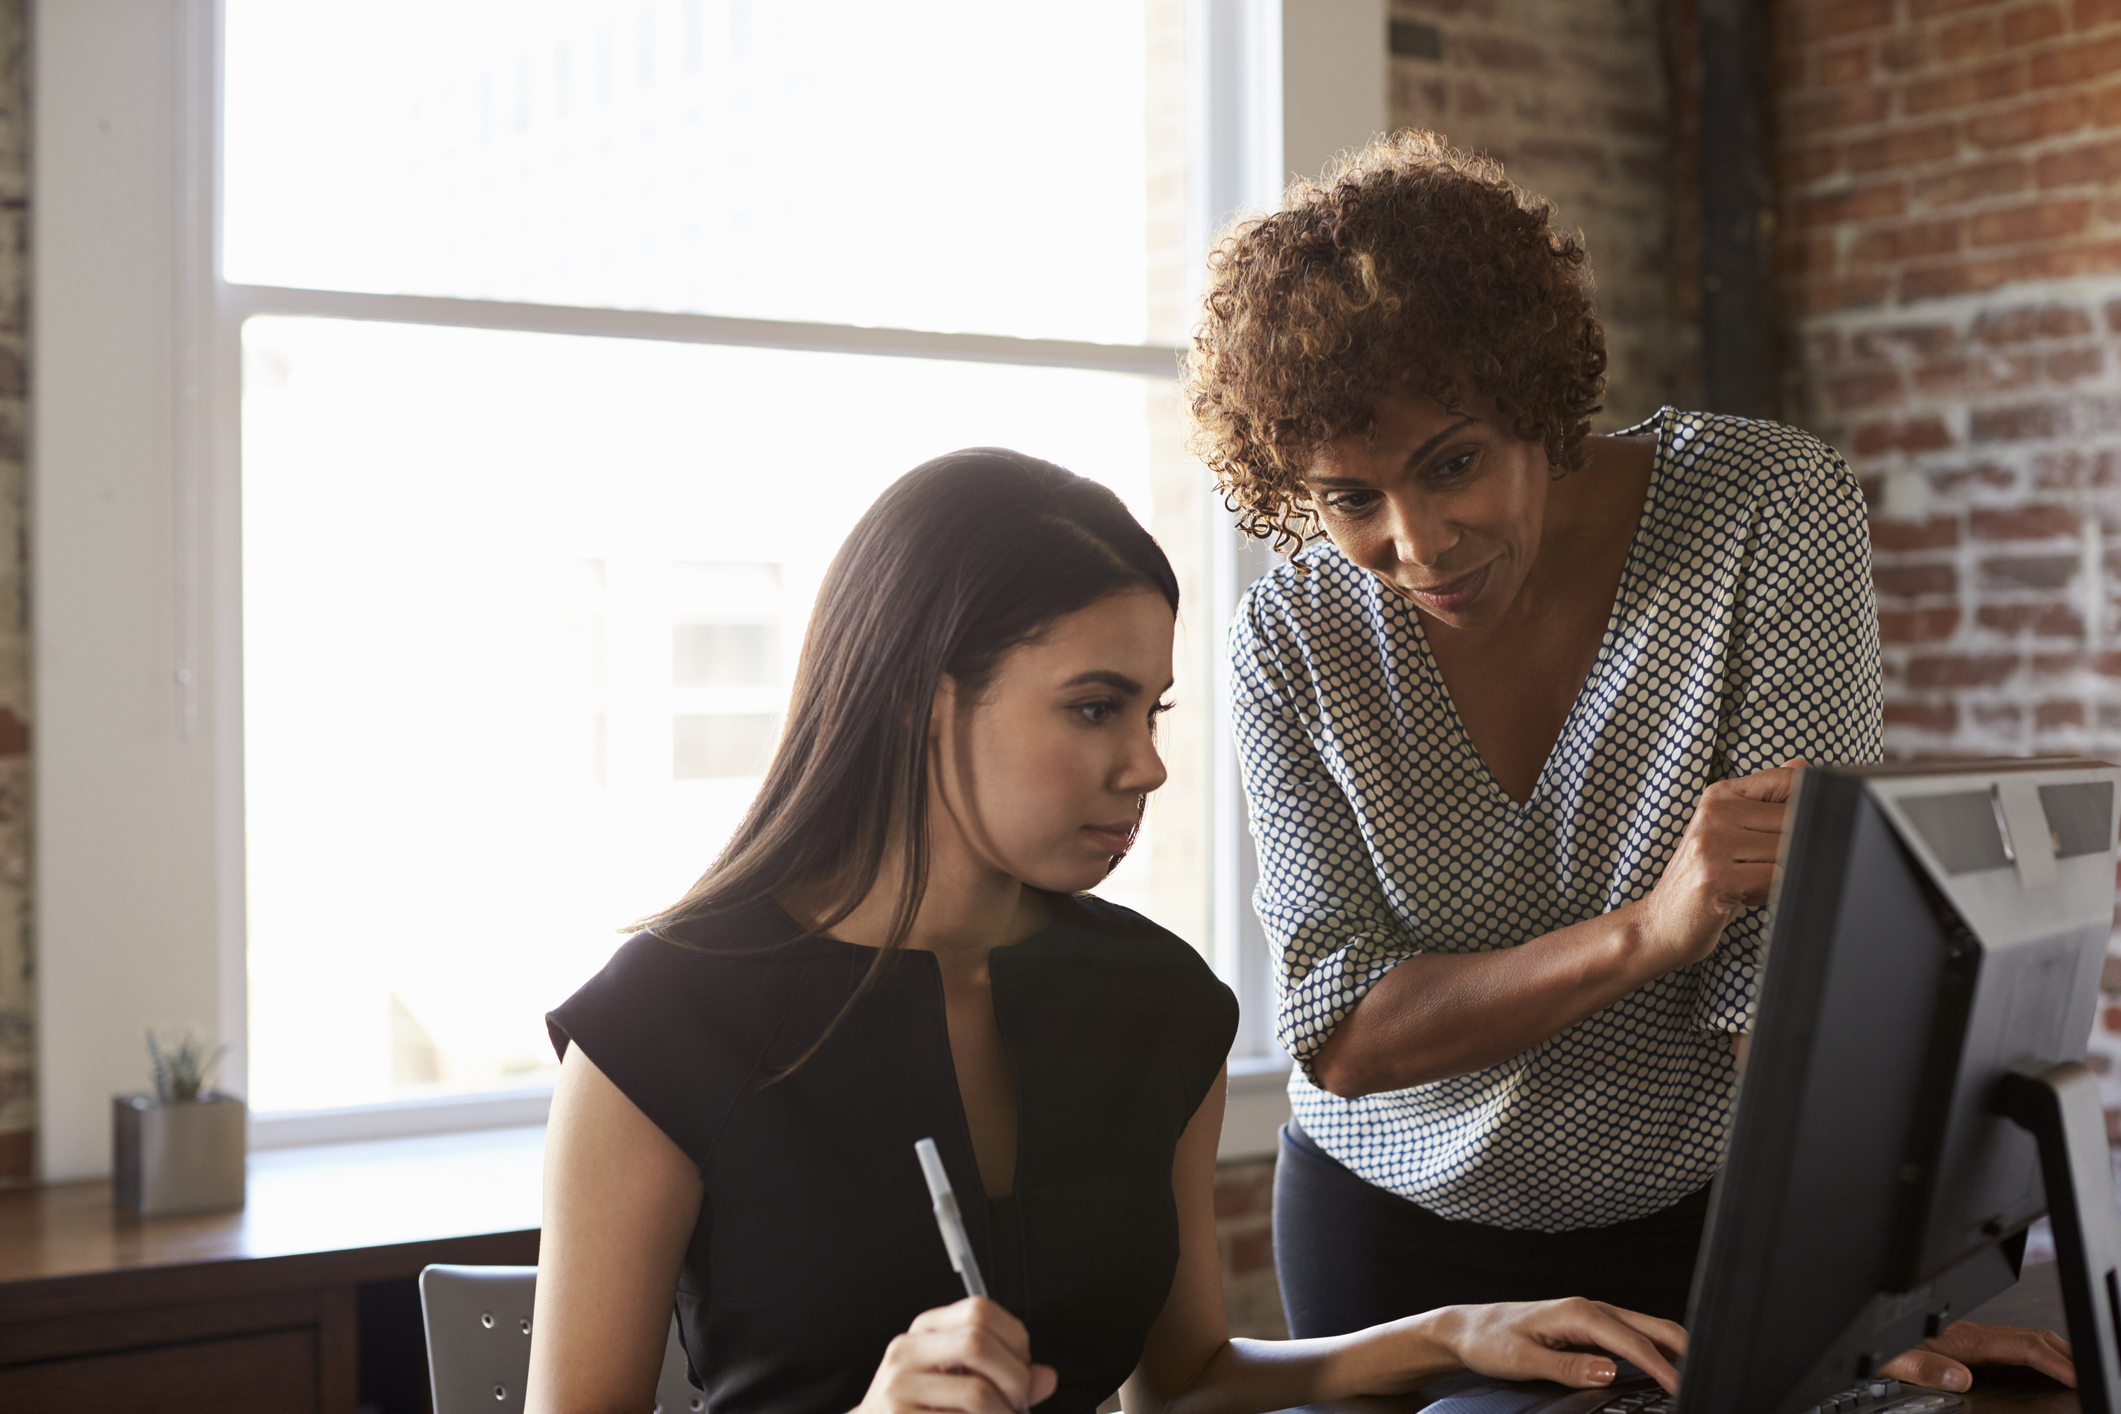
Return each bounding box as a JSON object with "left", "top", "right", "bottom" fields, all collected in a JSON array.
[{"left": 1678, "top": 758, "right": 2121, "bottom": 1414}]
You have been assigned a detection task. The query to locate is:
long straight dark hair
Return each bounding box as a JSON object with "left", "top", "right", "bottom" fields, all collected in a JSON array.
[{"left": 642, "top": 447, "right": 1180, "bottom": 1070}]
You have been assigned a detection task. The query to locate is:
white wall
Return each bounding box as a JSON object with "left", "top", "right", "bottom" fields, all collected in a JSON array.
[
  {"left": 1282, "top": 0, "right": 1389, "bottom": 187},
  {"left": 34, "top": 0, "right": 244, "bottom": 1181},
  {"left": 1197, "top": 0, "right": 1386, "bottom": 1152}
]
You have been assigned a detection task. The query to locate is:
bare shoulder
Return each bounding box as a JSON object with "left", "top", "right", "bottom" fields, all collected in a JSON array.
[{"left": 547, "top": 1044, "right": 700, "bottom": 1185}]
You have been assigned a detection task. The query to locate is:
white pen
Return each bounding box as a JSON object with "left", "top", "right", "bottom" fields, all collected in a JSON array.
[{"left": 914, "top": 1137, "right": 989, "bottom": 1300}]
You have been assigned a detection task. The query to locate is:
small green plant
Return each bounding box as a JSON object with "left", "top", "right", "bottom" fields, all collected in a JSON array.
[{"left": 146, "top": 1029, "right": 227, "bottom": 1104}]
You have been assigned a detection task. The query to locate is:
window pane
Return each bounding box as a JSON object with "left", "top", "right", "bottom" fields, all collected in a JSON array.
[
  {"left": 242, "top": 317, "right": 1207, "bottom": 1112},
  {"left": 674, "top": 624, "right": 778, "bottom": 688},
  {"left": 673, "top": 713, "right": 778, "bottom": 779},
  {"left": 223, "top": 0, "right": 1185, "bottom": 345}
]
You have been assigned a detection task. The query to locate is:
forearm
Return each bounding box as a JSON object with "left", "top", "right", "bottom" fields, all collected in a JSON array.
[
  {"left": 1126, "top": 1315, "right": 1461, "bottom": 1414},
  {"left": 1310, "top": 901, "right": 1668, "bottom": 1097}
]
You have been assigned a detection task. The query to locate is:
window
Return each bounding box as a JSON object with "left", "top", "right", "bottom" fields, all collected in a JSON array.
[
  {"left": 35, "top": 0, "right": 1382, "bottom": 1175},
  {"left": 238, "top": 319, "right": 1197, "bottom": 1113},
  {"left": 227, "top": 0, "right": 1204, "bottom": 1116},
  {"left": 672, "top": 562, "right": 785, "bottom": 781}
]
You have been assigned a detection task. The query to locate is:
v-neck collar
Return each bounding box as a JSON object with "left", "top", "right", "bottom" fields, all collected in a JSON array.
[
  {"left": 770, "top": 899, "right": 1089, "bottom": 1210},
  {"left": 1389, "top": 405, "right": 1674, "bottom": 813}
]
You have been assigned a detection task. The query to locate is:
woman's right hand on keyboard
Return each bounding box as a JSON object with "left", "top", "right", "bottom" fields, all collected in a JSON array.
[{"left": 1426, "top": 1299, "right": 1688, "bottom": 1395}]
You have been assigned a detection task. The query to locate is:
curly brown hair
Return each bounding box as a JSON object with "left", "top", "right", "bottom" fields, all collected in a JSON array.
[{"left": 1184, "top": 131, "right": 1608, "bottom": 555}]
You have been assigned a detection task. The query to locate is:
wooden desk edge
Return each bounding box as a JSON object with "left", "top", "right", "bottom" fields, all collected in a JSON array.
[{"left": 0, "top": 1228, "right": 540, "bottom": 1324}]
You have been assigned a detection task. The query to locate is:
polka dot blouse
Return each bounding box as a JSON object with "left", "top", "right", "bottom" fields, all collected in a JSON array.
[{"left": 1230, "top": 409, "right": 1884, "bottom": 1232}]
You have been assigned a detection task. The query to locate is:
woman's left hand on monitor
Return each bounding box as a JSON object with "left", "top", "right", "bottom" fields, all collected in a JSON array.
[
  {"left": 853, "top": 1297, "right": 1059, "bottom": 1414},
  {"left": 1878, "top": 1319, "right": 2075, "bottom": 1392}
]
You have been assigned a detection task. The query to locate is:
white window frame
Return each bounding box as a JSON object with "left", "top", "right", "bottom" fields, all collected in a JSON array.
[
  {"left": 32, "top": 0, "right": 1381, "bottom": 1179},
  {"left": 1193, "top": 0, "right": 1389, "bottom": 1160}
]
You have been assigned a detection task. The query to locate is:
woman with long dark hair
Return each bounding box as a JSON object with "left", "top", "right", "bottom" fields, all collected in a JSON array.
[{"left": 526, "top": 448, "right": 1686, "bottom": 1414}]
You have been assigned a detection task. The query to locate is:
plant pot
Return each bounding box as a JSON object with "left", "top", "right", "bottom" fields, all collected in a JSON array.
[{"left": 112, "top": 1093, "right": 246, "bottom": 1215}]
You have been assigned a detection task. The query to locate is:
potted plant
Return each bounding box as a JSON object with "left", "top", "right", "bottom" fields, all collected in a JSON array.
[{"left": 112, "top": 1029, "right": 244, "bottom": 1215}]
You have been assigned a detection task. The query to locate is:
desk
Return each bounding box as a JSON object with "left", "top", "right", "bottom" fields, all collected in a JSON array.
[
  {"left": 0, "top": 1131, "right": 2077, "bottom": 1414},
  {"left": 0, "top": 1125, "right": 543, "bottom": 1412}
]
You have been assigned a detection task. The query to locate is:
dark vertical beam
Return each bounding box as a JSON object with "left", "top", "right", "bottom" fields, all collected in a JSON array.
[{"left": 1699, "top": 0, "right": 1778, "bottom": 420}]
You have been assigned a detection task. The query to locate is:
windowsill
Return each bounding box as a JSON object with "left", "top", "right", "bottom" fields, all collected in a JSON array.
[
  {"left": 1228, "top": 1052, "right": 1292, "bottom": 1090},
  {"left": 1221, "top": 1052, "right": 1292, "bottom": 1161},
  {"left": 248, "top": 1084, "right": 554, "bottom": 1151},
  {"left": 244, "top": 1056, "right": 1290, "bottom": 1158}
]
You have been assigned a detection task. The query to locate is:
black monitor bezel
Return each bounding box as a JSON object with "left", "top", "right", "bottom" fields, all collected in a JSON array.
[{"left": 1672, "top": 761, "right": 2115, "bottom": 1414}]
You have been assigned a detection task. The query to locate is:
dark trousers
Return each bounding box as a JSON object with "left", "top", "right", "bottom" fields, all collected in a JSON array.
[{"left": 1272, "top": 1122, "right": 1712, "bottom": 1337}]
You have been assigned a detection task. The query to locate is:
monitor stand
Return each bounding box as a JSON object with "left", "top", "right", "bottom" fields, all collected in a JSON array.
[{"left": 1997, "top": 1060, "right": 2121, "bottom": 1414}]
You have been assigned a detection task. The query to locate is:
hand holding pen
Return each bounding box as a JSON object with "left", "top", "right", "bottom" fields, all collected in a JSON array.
[{"left": 846, "top": 1140, "right": 1057, "bottom": 1414}]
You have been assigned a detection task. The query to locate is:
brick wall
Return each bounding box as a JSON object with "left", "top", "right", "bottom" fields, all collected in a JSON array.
[
  {"left": 1214, "top": 1156, "right": 1287, "bottom": 1339},
  {"left": 1388, "top": 0, "right": 1698, "bottom": 427},
  {"left": 1772, "top": 0, "right": 2121, "bottom": 1114},
  {"left": 0, "top": 0, "right": 29, "bottom": 1185},
  {"left": 1775, "top": 0, "right": 2121, "bottom": 322},
  {"left": 1796, "top": 280, "right": 2120, "bottom": 754}
]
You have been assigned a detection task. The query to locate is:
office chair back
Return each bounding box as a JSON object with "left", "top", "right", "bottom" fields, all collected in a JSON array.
[{"left": 419, "top": 1263, "right": 703, "bottom": 1413}]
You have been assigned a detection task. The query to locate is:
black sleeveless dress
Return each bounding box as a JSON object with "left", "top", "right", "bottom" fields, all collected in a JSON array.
[{"left": 545, "top": 894, "right": 1238, "bottom": 1414}]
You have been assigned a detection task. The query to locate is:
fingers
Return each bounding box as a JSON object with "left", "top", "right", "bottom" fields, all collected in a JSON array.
[
  {"left": 1694, "top": 792, "right": 1793, "bottom": 847},
  {"left": 1498, "top": 1300, "right": 1684, "bottom": 1395},
  {"left": 1877, "top": 1320, "right": 2085, "bottom": 1397},
  {"left": 1720, "top": 763, "right": 1805, "bottom": 803},
  {"left": 1607, "top": 1306, "right": 1690, "bottom": 1362},
  {"left": 2021, "top": 1335, "right": 2080, "bottom": 1388},
  {"left": 1555, "top": 1303, "right": 1684, "bottom": 1395},
  {"left": 1028, "top": 1364, "right": 1059, "bottom": 1407},
  {"left": 889, "top": 1300, "right": 1043, "bottom": 1410},
  {"left": 1677, "top": 789, "right": 1787, "bottom": 909},
  {"left": 1644, "top": 769, "right": 1808, "bottom": 966},
  {"left": 934, "top": 1329, "right": 1039, "bottom": 1410},
  {"left": 1505, "top": 1343, "right": 1622, "bottom": 1391},
  {"left": 894, "top": 1370, "right": 1027, "bottom": 1414},
  {"left": 1876, "top": 1350, "right": 1973, "bottom": 1394},
  {"left": 1925, "top": 1321, "right": 2078, "bottom": 1390},
  {"left": 906, "top": 1298, "right": 1035, "bottom": 1363},
  {"left": 1671, "top": 857, "right": 1775, "bottom": 911},
  {"left": 1719, "top": 862, "right": 1779, "bottom": 908},
  {"left": 1441, "top": 1300, "right": 1683, "bottom": 1393}
]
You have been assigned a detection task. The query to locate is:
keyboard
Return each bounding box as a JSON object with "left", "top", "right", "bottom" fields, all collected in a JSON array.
[
  {"left": 1790, "top": 1381, "right": 1965, "bottom": 1414},
  {"left": 1415, "top": 1371, "right": 1967, "bottom": 1414}
]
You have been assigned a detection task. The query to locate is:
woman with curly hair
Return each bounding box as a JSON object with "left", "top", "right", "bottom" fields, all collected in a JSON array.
[{"left": 1186, "top": 130, "right": 2015, "bottom": 1371}]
